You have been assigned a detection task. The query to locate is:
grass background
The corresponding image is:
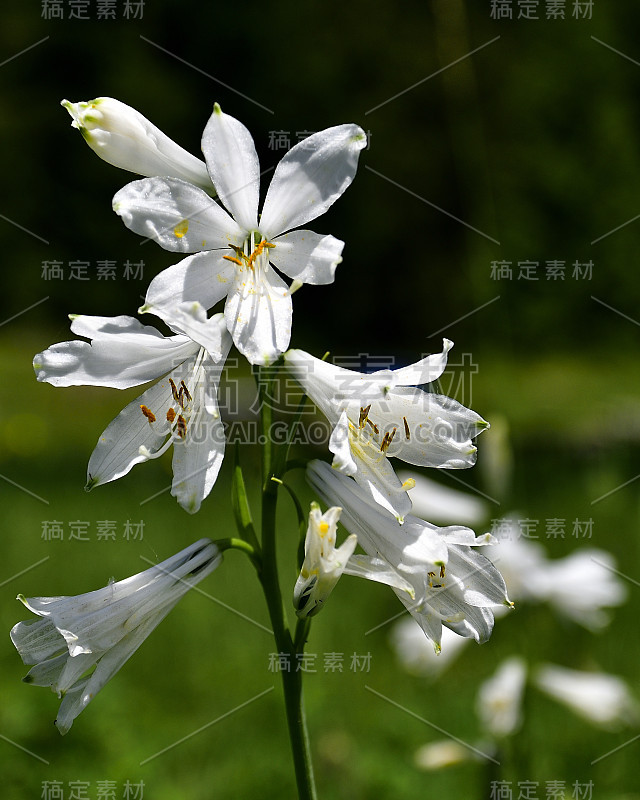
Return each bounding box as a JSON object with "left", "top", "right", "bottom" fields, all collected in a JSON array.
[{"left": 1, "top": 1, "right": 640, "bottom": 798}]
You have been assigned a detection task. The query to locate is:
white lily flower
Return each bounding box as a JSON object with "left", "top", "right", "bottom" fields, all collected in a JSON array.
[
  {"left": 307, "top": 460, "right": 510, "bottom": 651},
  {"left": 62, "top": 97, "right": 214, "bottom": 192},
  {"left": 110, "top": 103, "right": 366, "bottom": 365},
  {"left": 33, "top": 311, "right": 232, "bottom": 513},
  {"left": 286, "top": 342, "right": 488, "bottom": 522},
  {"left": 293, "top": 503, "right": 413, "bottom": 618},
  {"left": 10, "top": 539, "right": 221, "bottom": 734},
  {"left": 476, "top": 657, "right": 527, "bottom": 738},
  {"left": 534, "top": 664, "right": 640, "bottom": 730}
]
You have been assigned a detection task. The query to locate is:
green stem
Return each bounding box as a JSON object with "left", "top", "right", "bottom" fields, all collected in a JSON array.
[{"left": 255, "top": 365, "right": 317, "bottom": 799}]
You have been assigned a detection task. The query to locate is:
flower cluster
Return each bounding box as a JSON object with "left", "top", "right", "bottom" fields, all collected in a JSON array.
[{"left": 14, "top": 97, "right": 510, "bottom": 740}]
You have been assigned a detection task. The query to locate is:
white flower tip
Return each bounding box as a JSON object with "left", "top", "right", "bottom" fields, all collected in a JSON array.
[
  {"left": 442, "top": 338, "right": 454, "bottom": 352},
  {"left": 85, "top": 474, "right": 99, "bottom": 492},
  {"left": 401, "top": 478, "right": 416, "bottom": 491},
  {"left": 213, "top": 102, "right": 222, "bottom": 115}
]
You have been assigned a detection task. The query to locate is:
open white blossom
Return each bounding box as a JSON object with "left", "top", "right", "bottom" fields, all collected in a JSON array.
[
  {"left": 110, "top": 103, "right": 366, "bottom": 365},
  {"left": 11, "top": 539, "right": 221, "bottom": 734},
  {"left": 534, "top": 664, "right": 639, "bottom": 730},
  {"left": 476, "top": 657, "right": 527, "bottom": 738},
  {"left": 62, "top": 97, "right": 214, "bottom": 191},
  {"left": 307, "top": 460, "right": 510, "bottom": 651},
  {"left": 287, "top": 342, "right": 488, "bottom": 521},
  {"left": 294, "top": 503, "right": 413, "bottom": 618},
  {"left": 33, "top": 311, "right": 231, "bottom": 513}
]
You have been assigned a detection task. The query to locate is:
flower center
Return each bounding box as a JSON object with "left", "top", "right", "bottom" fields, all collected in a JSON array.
[{"left": 223, "top": 235, "right": 275, "bottom": 272}]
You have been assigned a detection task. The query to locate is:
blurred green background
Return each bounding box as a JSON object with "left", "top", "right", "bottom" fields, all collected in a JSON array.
[{"left": 1, "top": 0, "right": 640, "bottom": 797}]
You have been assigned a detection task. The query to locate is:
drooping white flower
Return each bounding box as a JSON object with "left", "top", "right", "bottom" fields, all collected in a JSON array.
[
  {"left": 534, "top": 664, "right": 639, "bottom": 730},
  {"left": 293, "top": 503, "right": 413, "bottom": 618},
  {"left": 398, "top": 469, "right": 489, "bottom": 526},
  {"left": 10, "top": 539, "right": 221, "bottom": 734},
  {"left": 62, "top": 97, "right": 214, "bottom": 191},
  {"left": 287, "top": 342, "right": 488, "bottom": 521},
  {"left": 307, "top": 460, "right": 510, "bottom": 651},
  {"left": 110, "top": 103, "right": 366, "bottom": 364},
  {"left": 476, "top": 657, "right": 527, "bottom": 738},
  {"left": 33, "top": 311, "right": 231, "bottom": 513}
]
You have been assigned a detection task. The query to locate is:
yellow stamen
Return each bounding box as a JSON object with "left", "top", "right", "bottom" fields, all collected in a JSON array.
[
  {"left": 176, "top": 415, "right": 187, "bottom": 439},
  {"left": 166, "top": 408, "right": 176, "bottom": 423},
  {"left": 180, "top": 380, "right": 192, "bottom": 403}
]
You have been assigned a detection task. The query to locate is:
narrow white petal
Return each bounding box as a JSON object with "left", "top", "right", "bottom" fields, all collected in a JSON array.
[
  {"left": 171, "top": 355, "right": 227, "bottom": 513},
  {"left": 86, "top": 372, "right": 180, "bottom": 488},
  {"left": 201, "top": 104, "right": 259, "bottom": 231},
  {"left": 224, "top": 265, "right": 292, "bottom": 365},
  {"left": 386, "top": 339, "right": 453, "bottom": 386},
  {"left": 259, "top": 124, "right": 367, "bottom": 238},
  {"left": 270, "top": 230, "right": 343, "bottom": 285},
  {"left": 329, "top": 412, "right": 357, "bottom": 474},
  {"left": 34, "top": 316, "right": 198, "bottom": 389},
  {"left": 344, "top": 555, "right": 415, "bottom": 596},
  {"left": 113, "top": 177, "right": 243, "bottom": 252}
]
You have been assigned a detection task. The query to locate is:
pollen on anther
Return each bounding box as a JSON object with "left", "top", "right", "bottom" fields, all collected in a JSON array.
[
  {"left": 169, "top": 378, "right": 180, "bottom": 404},
  {"left": 366, "top": 418, "right": 379, "bottom": 435},
  {"left": 380, "top": 427, "right": 397, "bottom": 453},
  {"left": 180, "top": 380, "right": 192, "bottom": 403},
  {"left": 358, "top": 404, "right": 371, "bottom": 428},
  {"left": 177, "top": 415, "right": 187, "bottom": 439},
  {"left": 166, "top": 408, "right": 176, "bottom": 423},
  {"left": 140, "top": 405, "right": 156, "bottom": 423},
  {"left": 403, "top": 416, "right": 410, "bottom": 440}
]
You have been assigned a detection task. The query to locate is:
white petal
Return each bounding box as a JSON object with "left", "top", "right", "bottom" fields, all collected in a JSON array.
[
  {"left": 62, "top": 97, "right": 214, "bottom": 191},
  {"left": 171, "top": 356, "right": 227, "bottom": 514},
  {"left": 385, "top": 339, "right": 453, "bottom": 386},
  {"left": 113, "top": 177, "right": 244, "bottom": 252},
  {"left": 259, "top": 124, "right": 367, "bottom": 238},
  {"left": 344, "top": 555, "right": 415, "bottom": 596},
  {"left": 329, "top": 412, "right": 357, "bottom": 474},
  {"left": 369, "top": 389, "right": 488, "bottom": 469},
  {"left": 155, "top": 306, "right": 232, "bottom": 362},
  {"left": 201, "top": 104, "right": 259, "bottom": 231},
  {"left": 34, "top": 316, "right": 198, "bottom": 389},
  {"left": 224, "top": 265, "right": 292, "bottom": 365},
  {"left": 270, "top": 230, "right": 343, "bottom": 284},
  {"left": 142, "top": 252, "right": 235, "bottom": 322},
  {"left": 86, "top": 372, "right": 180, "bottom": 488}
]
